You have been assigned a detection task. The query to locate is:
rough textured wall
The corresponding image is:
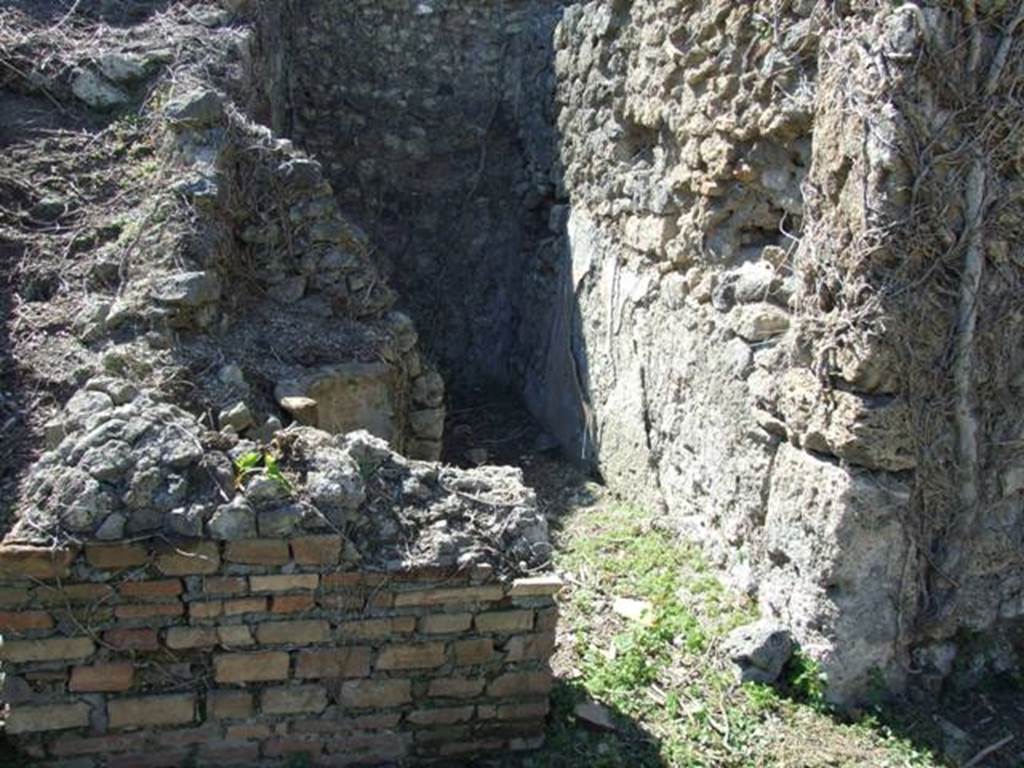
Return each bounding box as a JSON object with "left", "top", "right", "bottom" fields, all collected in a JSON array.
[
  {"left": 250, "top": 0, "right": 569, "bottom": 399},
  {"left": 553, "top": 0, "right": 1024, "bottom": 701},
  {"left": 159, "top": 88, "right": 445, "bottom": 461},
  {"left": 240, "top": 0, "right": 1024, "bottom": 701},
  {"left": 1, "top": 389, "right": 558, "bottom": 765}
]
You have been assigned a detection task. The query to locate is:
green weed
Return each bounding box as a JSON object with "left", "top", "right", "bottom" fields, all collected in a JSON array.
[{"left": 234, "top": 450, "right": 293, "bottom": 493}]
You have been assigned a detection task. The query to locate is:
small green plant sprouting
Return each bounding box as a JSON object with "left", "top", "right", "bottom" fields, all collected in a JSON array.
[
  {"left": 233, "top": 451, "right": 293, "bottom": 493},
  {"left": 784, "top": 650, "right": 828, "bottom": 709}
]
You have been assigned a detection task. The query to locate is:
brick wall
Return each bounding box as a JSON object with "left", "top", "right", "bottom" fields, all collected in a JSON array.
[{"left": 0, "top": 539, "right": 560, "bottom": 766}]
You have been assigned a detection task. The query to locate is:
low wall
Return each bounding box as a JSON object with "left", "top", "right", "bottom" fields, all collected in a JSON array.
[{"left": 0, "top": 540, "right": 559, "bottom": 766}]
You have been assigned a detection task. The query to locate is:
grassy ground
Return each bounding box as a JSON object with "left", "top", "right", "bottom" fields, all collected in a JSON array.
[{"left": 501, "top": 502, "right": 945, "bottom": 768}]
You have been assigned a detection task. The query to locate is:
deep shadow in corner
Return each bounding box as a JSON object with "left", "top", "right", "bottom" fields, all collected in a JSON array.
[
  {"left": 493, "top": 679, "right": 668, "bottom": 768},
  {"left": 865, "top": 672, "right": 1024, "bottom": 768}
]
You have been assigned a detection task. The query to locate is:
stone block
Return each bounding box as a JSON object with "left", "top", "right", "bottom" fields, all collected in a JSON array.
[
  {"left": 203, "top": 576, "right": 248, "bottom": 595},
  {"left": 209, "top": 689, "right": 253, "bottom": 719},
  {"left": 487, "top": 671, "right": 553, "bottom": 698},
  {"left": 166, "top": 626, "right": 218, "bottom": 649},
  {"left": 509, "top": 576, "right": 563, "bottom": 597},
  {"left": 439, "top": 740, "right": 504, "bottom": 757},
  {"left": 453, "top": 638, "right": 495, "bottom": 666},
  {"left": 49, "top": 733, "right": 150, "bottom": 757},
  {"left": 427, "top": 677, "right": 485, "bottom": 699},
  {"left": 255, "top": 619, "right": 330, "bottom": 645},
  {"left": 6, "top": 702, "right": 91, "bottom": 734},
  {"left": 0, "top": 587, "right": 30, "bottom": 606},
  {"left": 376, "top": 642, "right": 446, "bottom": 670},
  {"left": 503, "top": 632, "right": 556, "bottom": 662},
  {"left": 225, "top": 723, "right": 271, "bottom": 740},
  {"left": 154, "top": 726, "right": 221, "bottom": 748},
  {"left": 294, "top": 647, "right": 371, "bottom": 679},
  {"left": 271, "top": 594, "right": 316, "bottom": 614},
  {"left": 290, "top": 535, "right": 342, "bottom": 565},
  {"left": 119, "top": 579, "right": 183, "bottom": 600},
  {"left": 225, "top": 539, "right": 290, "bottom": 566},
  {"left": 339, "top": 679, "right": 412, "bottom": 708},
  {"left": 337, "top": 617, "right": 415, "bottom": 639},
  {"left": 476, "top": 610, "right": 534, "bottom": 633},
  {"left": 319, "top": 573, "right": 380, "bottom": 589},
  {"left": 155, "top": 542, "right": 220, "bottom": 576},
  {"left": 276, "top": 363, "right": 398, "bottom": 442},
  {"left": 392, "top": 585, "right": 503, "bottom": 607},
  {"left": 85, "top": 543, "right": 149, "bottom": 570},
  {"left": 223, "top": 597, "right": 268, "bottom": 615},
  {"left": 214, "top": 651, "right": 290, "bottom": 683},
  {"left": 189, "top": 601, "right": 223, "bottom": 620},
  {"left": 250, "top": 574, "right": 319, "bottom": 593},
  {"left": 69, "top": 662, "right": 135, "bottom": 692},
  {"left": 198, "top": 743, "right": 261, "bottom": 763},
  {"left": 0, "top": 636, "right": 95, "bottom": 663},
  {"left": 217, "top": 624, "right": 255, "bottom": 647},
  {"left": 0, "top": 609, "right": 54, "bottom": 633},
  {"left": 407, "top": 706, "right": 474, "bottom": 726},
  {"left": 103, "top": 628, "right": 158, "bottom": 651},
  {"left": 262, "top": 737, "right": 324, "bottom": 758},
  {"left": 115, "top": 602, "right": 184, "bottom": 620},
  {"left": 0, "top": 545, "right": 77, "bottom": 580},
  {"left": 419, "top": 613, "right": 473, "bottom": 634},
  {"left": 108, "top": 694, "right": 195, "bottom": 729},
  {"left": 35, "top": 583, "right": 114, "bottom": 605},
  {"left": 261, "top": 684, "right": 329, "bottom": 715}
]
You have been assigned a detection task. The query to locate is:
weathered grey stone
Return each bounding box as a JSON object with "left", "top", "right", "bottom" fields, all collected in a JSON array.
[
  {"left": 760, "top": 444, "right": 915, "bottom": 701},
  {"left": 65, "top": 390, "right": 114, "bottom": 429},
  {"left": 79, "top": 440, "right": 133, "bottom": 481},
  {"left": 574, "top": 702, "right": 616, "bottom": 732},
  {"left": 208, "top": 496, "right": 257, "bottom": 540},
  {"left": 276, "top": 363, "right": 398, "bottom": 443},
  {"left": 411, "top": 372, "right": 444, "bottom": 408},
  {"left": 386, "top": 311, "right": 418, "bottom": 353},
  {"left": 98, "top": 53, "right": 149, "bottom": 83},
  {"left": 244, "top": 474, "right": 289, "bottom": 504},
  {"left": 728, "top": 303, "right": 791, "bottom": 342},
  {"left": 151, "top": 271, "right": 221, "bottom": 308},
  {"left": 85, "top": 376, "right": 139, "bottom": 406},
  {"left": 219, "top": 402, "right": 254, "bottom": 432},
  {"left": 95, "top": 512, "right": 127, "bottom": 541},
  {"left": 166, "top": 505, "right": 205, "bottom": 537},
  {"left": 722, "top": 620, "right": 795, "bottom": 684},
  {"left": 165, "top": 89, "right": 225, "bottom": 127},
  {"left": 257, "top": 503, "right": 304, "bottom": 537},
  {"left": 71, "top": 69, "right": 128, "bottom": 110},
  {"left": 409, "top": 408, "right": 445, "bottom": 440},
  {"left": 307, "top": 463, "right": 364, "bottom": 510}
]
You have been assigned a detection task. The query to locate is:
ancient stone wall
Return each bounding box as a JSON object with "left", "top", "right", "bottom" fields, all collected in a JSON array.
[
  {"left": 238, "top": 0, "right": 1024, "bottom": 702},
  {"left": 0, "top": 380, "right": 557, "bottom": 765},
  {"left": 158, "top": 88, "right": 445, "bottom": 461},
  {"left": 551, "top": 0, "right": 1024, "bottom": 701},
  {"left": 247, "top": 0, "right": 571, "bottom": 401},
  {"left": 0, "top": 540, "right": 558, "bottom": 766}
]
